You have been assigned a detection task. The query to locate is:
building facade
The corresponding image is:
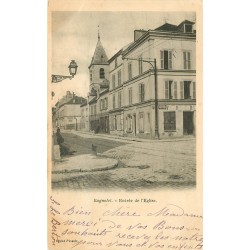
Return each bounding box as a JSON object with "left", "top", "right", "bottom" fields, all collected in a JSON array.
[
  {"left": 53, "top": 91, "right": 86, "bottom": 130},
  {"left": 80, "top": 20, "right": 196, "bottom": 139}
]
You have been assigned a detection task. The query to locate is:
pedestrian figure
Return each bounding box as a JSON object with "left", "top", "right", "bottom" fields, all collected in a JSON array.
[{"left": 56, "top": 128, "right": 75, "bottom": 156}]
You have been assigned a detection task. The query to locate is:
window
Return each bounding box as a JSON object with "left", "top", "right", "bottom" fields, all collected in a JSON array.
[
  {"left": 160, "top": 50, "right": 172, "bottom": 70},
  {"left": 112, "top": 94, "right": 116, "bottom": 109},
  {"left": 100, "top": 68, "right": 105, "bottom": 78},
  {"left": 184, "top": 81, "right": 191, "bottom": 99},
  {"left": 184, "top": 24, "right": 193, "bottom": 33},
  {"left": 112, "top": 74, "right": 116, "bottom": 89},
  {"left": 115, "top": 58, "right": 117, "bottom": 68},
  {"left": 128, "top": 62, "right": 132, "bottom": 80},
  {"left": 164, "top": 112, "right": 176, "bottom": 131},
  {"left": 165, "top": 80, "right": 173, "bottom": 99},
  {"left": 139, "top": 83, "right": 145, "bottom": 102},
  {"left": 118, "top": 92, "right": 122, "bottom": 108},
  {"left": 138, "top": 56, "right": 143, "bottom": 74},
  {"left": 118, "top": 70, "right": 122, "bottom": 86},
  {"left": 128, "top": 87, "right": 132, "bottom": 105},
  {"left": 165, "top": 81, "right": 177, "bottom": 99},
  {"left": 101, "top": 55, "right": 104, "bottom": 63},
  {"left": 183, "top": 51, "right": 191, "bottom": 69},
  {"left": 139, "top": 112, "right": 144, "bottom": 132}
]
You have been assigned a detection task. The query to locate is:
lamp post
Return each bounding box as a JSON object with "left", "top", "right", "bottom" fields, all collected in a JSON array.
[
  {"left": 123, "top": 57, "right": 159, "bottom": 139},
  {"left": 52, "top": 60, "right": 78, "bottom": 83}
]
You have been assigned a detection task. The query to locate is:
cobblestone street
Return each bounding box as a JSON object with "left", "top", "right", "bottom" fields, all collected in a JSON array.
[{"left": 52, "top": 132, "right": 196, "bottom": 191}]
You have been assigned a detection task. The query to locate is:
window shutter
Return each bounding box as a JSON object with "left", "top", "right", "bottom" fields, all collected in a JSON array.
[
  {"left": 183, "top": 52, "right": 186, "bottom": 69},
  {"left": 168, "top": 51, "right": 172, "bottom": 69},
  {"left": 139, "top": 84, "right": 142, "bottom": 102},
  {"left": 160, "top": 51, "right": 164, "bottom": 69},
  {"left": 142, "top": 84, "right": 145, "bottom": 101},
  {"left": 174, "top": 81, "right": 177, "bottom": 99},
  {"left": 188, "top": 52, "right": 191, "bottom": 69},
  {"left": 192, "top": 81, "right": 196, "bottom": 99},
  {"left": 180, "top": 81, "right": 184, "bottom": 99},
  {"left": 165, "top": 81, "right": 169, "bottom": 99}
]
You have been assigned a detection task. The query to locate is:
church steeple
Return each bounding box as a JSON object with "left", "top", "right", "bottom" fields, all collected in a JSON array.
[
  {"left": 88, "top": 27, "right": 110, "bottom": 89},
  {"left": 88, "top": 28, "right": 109, "bottom": 68}
]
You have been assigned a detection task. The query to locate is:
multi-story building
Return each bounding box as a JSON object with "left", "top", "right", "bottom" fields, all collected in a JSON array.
[
  {"left": 53, "top": 91, "right": 86, "bottom": 130},
  {"left": 81, "top": 20, "right": 196, "bottom": 139},
  {"left": 108, "top": 46, "right": 128, "bottom": 136},
  {"left": 121, "top": 20, "right": 196, "bottom": 139}
]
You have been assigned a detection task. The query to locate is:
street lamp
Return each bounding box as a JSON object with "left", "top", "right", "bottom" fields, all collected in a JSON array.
[
  {"left": 123, "top": 57, "right": 159, "bottom": 139},
  {"left": 52, "top": 60, "right": 78, "bottom": 83}
]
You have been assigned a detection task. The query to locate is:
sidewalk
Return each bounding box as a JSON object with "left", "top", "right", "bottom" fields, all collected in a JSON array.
[
  {"left": 52, "top": 154, "right": 118, "bottom": 183},
  {"left": 53, "top": 154, "right": 118, "bottom": 173},
  {"left": 60, "top": 129, "right": 195, "bottom": 144}
]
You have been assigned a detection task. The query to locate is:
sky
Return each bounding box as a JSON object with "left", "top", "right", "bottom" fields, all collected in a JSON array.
[{"left": 51, "top": 11, "right": 196, "bottom": 106}]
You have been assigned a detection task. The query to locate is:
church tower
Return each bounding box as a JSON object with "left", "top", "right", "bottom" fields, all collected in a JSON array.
[{"left": 88, "top": 29, "right": 109, "bottom": 90}]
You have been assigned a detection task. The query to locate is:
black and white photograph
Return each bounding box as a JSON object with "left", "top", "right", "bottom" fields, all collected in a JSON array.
[{"left": 50, "top": 11, "right": 197, "bottom": 191}]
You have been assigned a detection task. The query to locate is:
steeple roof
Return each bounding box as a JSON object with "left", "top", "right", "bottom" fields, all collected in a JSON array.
[{"left": 89, "top": 37, "right": 109, "bottom": 68}]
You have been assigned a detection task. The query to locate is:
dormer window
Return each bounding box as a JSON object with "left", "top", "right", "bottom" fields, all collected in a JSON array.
[{"left": 184, "top": 24, "right": 193, "bottom": 33}]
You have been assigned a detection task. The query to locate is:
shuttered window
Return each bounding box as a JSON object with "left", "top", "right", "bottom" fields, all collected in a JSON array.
[
  {"left": 183, "top": 51, "right": 191, "bottom": 69},
  {"left": 139, "top": 83, "right": 145, "bottom": 102},
  {"left": 118, "top": 70, "right": 122, "bottom": 86},
  {"left": 160, "top": 50, "right": 173, "bottom": 70}
]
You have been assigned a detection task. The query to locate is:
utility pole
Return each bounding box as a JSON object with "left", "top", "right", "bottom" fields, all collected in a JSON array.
[{"left": 154, "top": 58, "right": 159, "bottom": 139}]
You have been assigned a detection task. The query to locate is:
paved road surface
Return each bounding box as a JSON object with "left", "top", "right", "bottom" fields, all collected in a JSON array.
[{"left": 52, "top": 132, "right": 196, "bottom": 191}]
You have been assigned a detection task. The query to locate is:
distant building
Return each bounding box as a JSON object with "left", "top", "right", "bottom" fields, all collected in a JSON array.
[{"left": 53, "top": 91, "right": 86, "bottom": 130}]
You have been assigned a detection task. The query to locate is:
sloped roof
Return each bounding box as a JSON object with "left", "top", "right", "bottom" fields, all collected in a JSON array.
[
  {"left": 154, "top": 22, "right": 178, "bottom": 32},
  {"left": 89, "top": 38, "right": 109, "bottom": 67},
  {"left": 155, "top": 20, "right": 195, "bottom": 32},
  {"left": 66, "top": 96, "right": 85, "bottom": 105}
]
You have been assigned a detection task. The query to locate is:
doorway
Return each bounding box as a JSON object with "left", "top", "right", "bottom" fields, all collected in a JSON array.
[{"left": 183, "top": 111, "right": 194, "bottom": 135}]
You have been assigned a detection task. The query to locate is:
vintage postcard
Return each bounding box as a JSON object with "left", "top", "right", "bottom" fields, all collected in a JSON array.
[{"left": 48, "top": 0, "right": 202, "bottom": 249}]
